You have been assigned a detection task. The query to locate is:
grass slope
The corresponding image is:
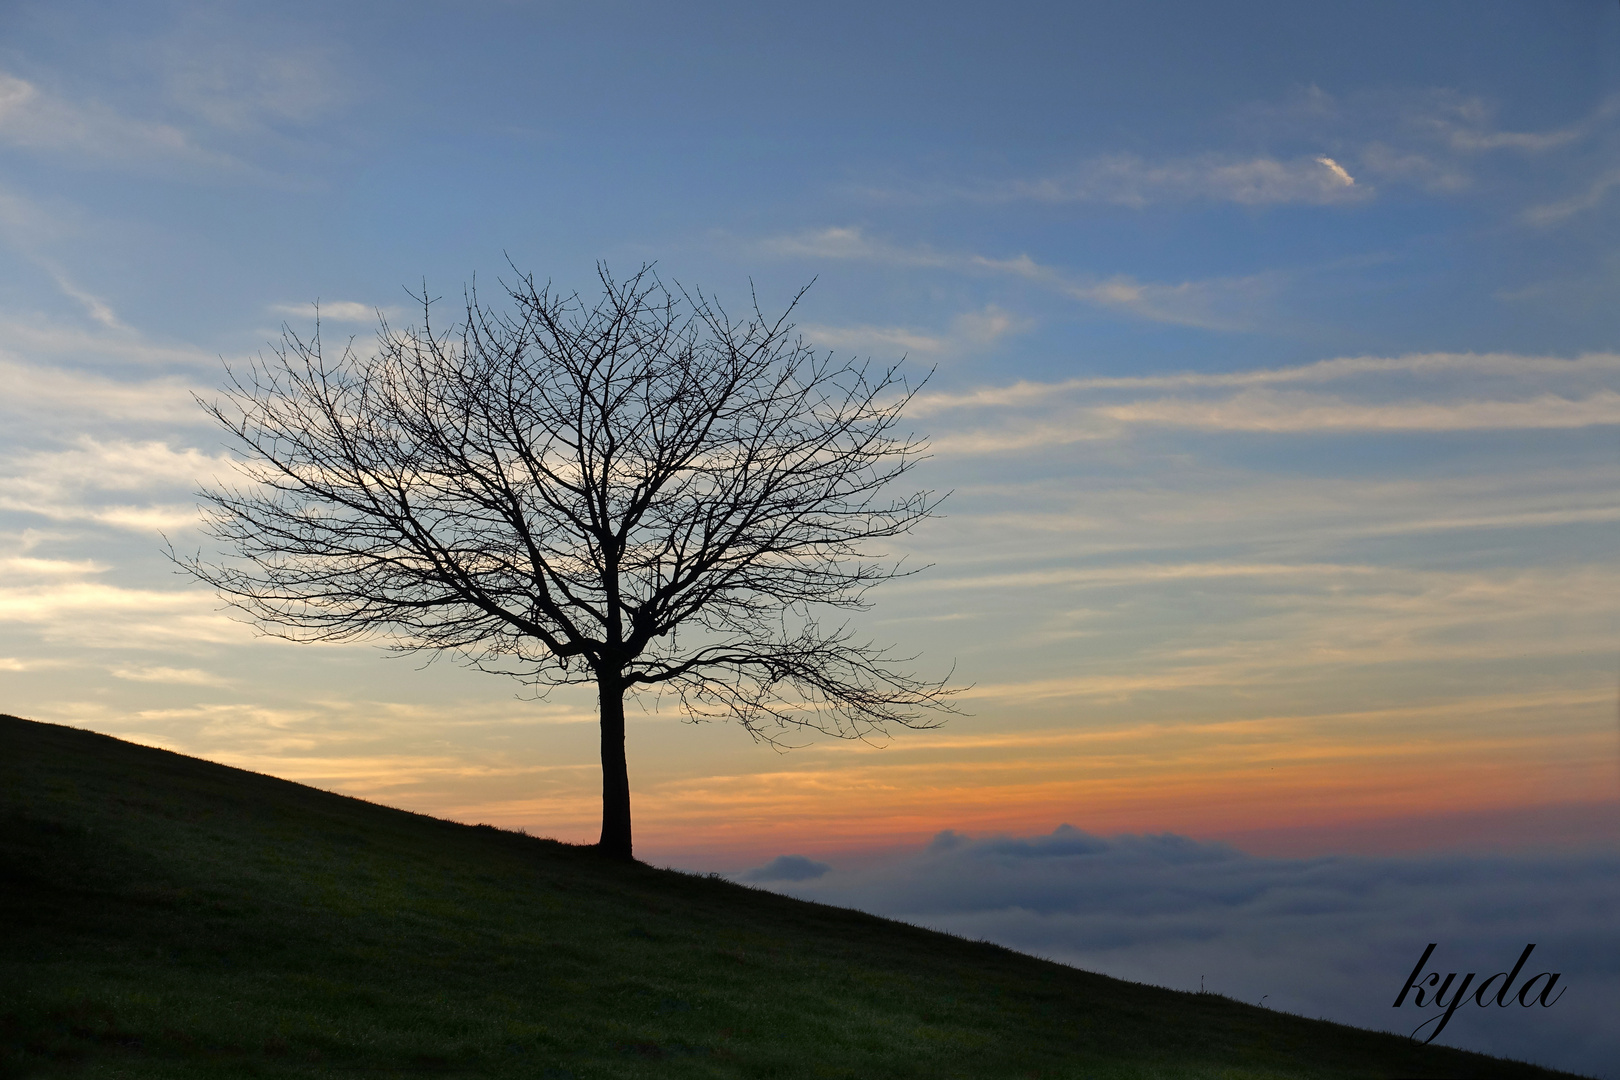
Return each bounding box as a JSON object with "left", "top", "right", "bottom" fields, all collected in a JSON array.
[{"left": 0, "top": 714, "right": 1585, "bottom": 1080}]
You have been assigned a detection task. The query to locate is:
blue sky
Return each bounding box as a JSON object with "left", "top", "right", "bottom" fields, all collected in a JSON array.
[
  {"left": 5, "top": 1, "right": 1618, "bottom": 361},
  {"left": 1, "top": 3, "right": 1617, "bottom": 1070}
]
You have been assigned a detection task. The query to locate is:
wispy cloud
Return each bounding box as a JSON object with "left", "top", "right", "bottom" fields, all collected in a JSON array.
[
  {"left": 946, "top": 470, "right": 1620, "bottom": 556},
  {"left": 929, "top": 393, "right": 1620, "bottom": 453},
  {"left": 881, "top": 88, "right": 1620, "bottom": 219},
  {"left": 0, "top": 553, "right": 238, "bottom": 647},
  {"left": 110, "top": 664, "right": 233, "bottom": 687},
  {"left": 269, "top": 300, "right": 403, "bottom": 324},
  {"left": 907, "top": 350, "right": 1620, "bottom": 450},
  {"left": 0, "top": 313, "right": 218, "bottom": 368},
  {"left": 1521, "top": 168, "right": 1620, "bottom": 226},
  {"left": 0, "top": 70, "right": 241, "bottom": 171},
  {"left": 1354, "top": 142, "right": 1470, "bottom": 194},
  {"left": 2, "top": 438, "right": 244, "bottom": 492},
  {"left": 920, "top": 559, "right": 1619, "bottom": 683},
  {"left": 1099, "top": 388, "right": 1620, "bottom": 433},
  {"left": 1315, "top": 88, "right": 1620, "bottom": 216},
  {"left": 799, "top": 304, "right": 1032, "bottom": 357},
  {"left": 0, "top": 22, "right": 345, "bottom": 175},
  {"left": 0, "top": 358, "right": 206, "bottom": 425},
  {"left": 0, "top": 656, "right": 69, "bottom": 672},
  {"left": 1407, "top": 90, "right": 1611, "bottom": 155},
  {"left": 0, "top": 437, "right": 231, "bottom": 532},
  {"left": 0, "top": 580, "right": 238, "bottom": 647},
  {"left": 44, "top": 266, "right": 133, "bottom": 332},
  {"left": 798, "top": 322, "right": 952, "bottom": 355},
  {"left": 963, "top": 152, "right": 1364, "bottom": 208},
  {"left": 761, "top": 227, "right": 1274, "bottom": 329},
  {"left": 913, "top": 350, "right": 1620, "bottom": 411}
]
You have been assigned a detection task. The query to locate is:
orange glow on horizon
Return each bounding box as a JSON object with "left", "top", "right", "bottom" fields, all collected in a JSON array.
[{"left": 111, "top": 683, "right": 1617, "bottom": 868}]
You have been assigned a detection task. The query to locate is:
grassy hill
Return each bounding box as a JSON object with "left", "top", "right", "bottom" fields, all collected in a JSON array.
[{"left": 0, "top": 714, "right": 1586, "bottom": 1080}]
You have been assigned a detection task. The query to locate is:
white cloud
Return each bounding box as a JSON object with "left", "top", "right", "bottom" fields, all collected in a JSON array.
[
  {"left": 1356, "top": 143, "right": 1470, "bottom": 193},
  {"left": 1356, "top": 90, "right": 1620, "bottom": 215},
  {"left": 1521, "top": 168, "right": 1620, "bottom": 226},
  {"left": 269, "top": 300, "right": 403, "bottom": 324},
  {"left": 930, "top": 392, "right": 1620, "bottom": 454},
  {"left": 1099, "top": 388, "right": 1620, "bottom": 433},
  {"left": 0, "top": 358, "right": 206, "bottom": 424},
  {"left": 950, "top": 305, "right": 1031, "bottom": 346},
  {"left": 0, "top": 438, "right": 230, "bottom": 532},
  {"left": 0, "top": 70, "right": 240, "bottom": 171},
  {"left": 911, "top": 556, "right": 1619, "bottom": 688},
  {"left": 899, "top": 451, "right": 1620, "bottom": 702},
  {"left": 0, "top": 314, "right": 218, "bottom": 368},
  {"left": 913, "top": 351, "right": 1620, "bottom": 414},
  {"left": 761, "top": 226, "right": 930, "bottom": 263},
  {"left": 45, "top": 266, "right": 132, "bottom": 332},
  {"left": 800, "top": 304, "right": 1031, "bottom": 357},
  {"left": 3, "top": 437, "right": 231, "bottom": 493},
  {"left": 0, "top": 29, "right": 346, "bottom": 173},
  {"left": 891, "top": 88, "right": 1618, "bottom": 216},
  {"left": 0, "top": 498, "right": 198, "bottom": 533},
  {"left": 906, "top": 350, "right": 1620, "bottom": 451},
  {"left": 1408, "top": 91, "right": 1604, "bottom": 155},
  {"left": 1314, "top": 156, "right": 1353, "bottom": 186},
  {"left": 110, "top": 664, "right": 232, "bottom": 687},
  {"left": 761, "top": 227, "right": 1273, "bottom": 329},
  {"left": 906, "top": 461, "right": 1620, "bottom": 669},
  {"left": 0, "top": 553, "right": 239, "bottom": 647},
  {"left": 0, "top": 555, "right": 108, "bottom": 578},
  {"left": 799, "top": 322, "right": 950, "bottom": 355},
  {"left": 928, "top": 421, "right": 1117, "bottom": 454},
  {"left": 934, "top": 560, "right": 1383, "bottom": 593},
  {"left": 0, "top": 576, "right": 240, "bottom": 647},
  {"left": 1054, "top": 272, "right": 1278, "bottom": 331},
  {"left": 0, "top": 656, "right": 69, "bottom": 672},
  {"left": 981, "top": 152, "right": 1364, "bottom": 208}
]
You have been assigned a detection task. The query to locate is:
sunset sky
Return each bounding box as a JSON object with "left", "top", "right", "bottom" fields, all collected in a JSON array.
[
  {"left": 6, "top": 4, "right": 1620, "bottom": 1069},
  {"left": 2, "top": 0, "right": 1617, "bottom": 875}
]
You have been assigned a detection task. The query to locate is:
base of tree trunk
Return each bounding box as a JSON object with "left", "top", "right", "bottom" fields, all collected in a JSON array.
[{"left": 594, "top": 840, "right": 637, "bottom": 861}]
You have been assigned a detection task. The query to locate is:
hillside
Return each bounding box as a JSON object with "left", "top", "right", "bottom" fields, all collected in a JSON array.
[{"left": 0, "top": 714, "right": 1586, "bottom": 1079}]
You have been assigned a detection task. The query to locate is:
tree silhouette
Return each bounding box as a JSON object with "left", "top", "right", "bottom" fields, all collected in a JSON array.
[{"left": 181, "top": 267, "right": 955, "bottom": 859}]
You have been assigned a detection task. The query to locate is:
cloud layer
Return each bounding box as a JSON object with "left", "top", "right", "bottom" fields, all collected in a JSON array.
[
  {"left": 745, "top": 826, "right": 1620, "bottom": 1078},
  {"left": 907, "top": 350, "right": 1620, "bottom": 452}
]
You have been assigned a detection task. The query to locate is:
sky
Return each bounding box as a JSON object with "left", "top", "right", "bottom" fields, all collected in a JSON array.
[{"left": 1, "top": 1, "right": 1617, "bottom": 1072}]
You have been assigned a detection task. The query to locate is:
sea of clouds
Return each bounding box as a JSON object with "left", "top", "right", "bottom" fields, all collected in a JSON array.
[{"left": 735, "top": 826, "right": 1618, "bottom": 1079}]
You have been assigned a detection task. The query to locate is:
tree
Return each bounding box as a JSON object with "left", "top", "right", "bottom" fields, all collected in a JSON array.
[{"left": 181, "top": 267, "right": 955, "bottom": 860}]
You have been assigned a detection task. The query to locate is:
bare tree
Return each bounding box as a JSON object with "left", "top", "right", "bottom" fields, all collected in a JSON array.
[{"left": 180, "top": 267, "right": 955, "bottom": 860}]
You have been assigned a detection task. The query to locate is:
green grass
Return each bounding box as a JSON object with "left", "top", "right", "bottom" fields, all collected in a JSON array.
[{"left": 0, "top": 714, "right": 1586, "bottom": 1080}]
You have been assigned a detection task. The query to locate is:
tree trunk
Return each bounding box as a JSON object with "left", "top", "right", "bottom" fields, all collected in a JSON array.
[{"left": 596, "top": 674, "right": 634, "bottom": 860}]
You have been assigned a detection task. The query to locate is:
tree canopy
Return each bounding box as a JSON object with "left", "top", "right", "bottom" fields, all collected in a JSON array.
[{"left": 183, "top": 267, "right": 955, "bottom": 859}]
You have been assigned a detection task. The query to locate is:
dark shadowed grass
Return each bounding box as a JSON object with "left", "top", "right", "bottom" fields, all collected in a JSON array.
[{"left": 0, "top": 714, "right": 1589, "bottom": 1079}]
